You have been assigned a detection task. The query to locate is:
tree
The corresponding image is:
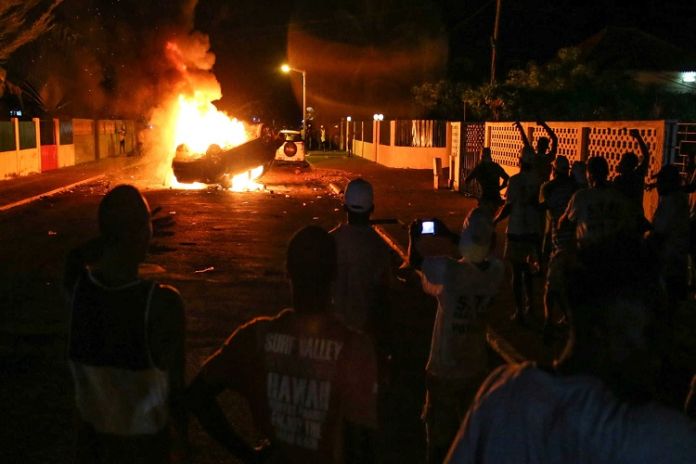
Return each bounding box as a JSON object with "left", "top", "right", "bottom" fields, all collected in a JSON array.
[
  {"left": 0, "top": 0, "right": 62, "bottom": 62},
  {"left": 415, "top": 46, "right": 696, "bottom": 121},
  {"left": 0, "top": 0, "right": 62, "bottom": 98}
]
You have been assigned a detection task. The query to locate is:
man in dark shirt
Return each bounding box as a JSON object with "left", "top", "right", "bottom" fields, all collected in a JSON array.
[
  {"left": 539, "top": 155, "right": 577, "bottom": 342},
  {"left": 464, "top": 147, "right": 509, "bottom": 213},
  {"left": 514, "top": 119, "right": 558, "bottom": 182},
  {"left": 613, "top": 128, "right": 652, "bottom": 231},
  {"left": 186, "top": 226, "right": 379, "bottom": 463}
]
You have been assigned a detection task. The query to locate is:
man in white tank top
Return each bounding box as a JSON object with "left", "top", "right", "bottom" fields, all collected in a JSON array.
[{"left": 65, "top": 184, "right": 186, "bottom": 463}]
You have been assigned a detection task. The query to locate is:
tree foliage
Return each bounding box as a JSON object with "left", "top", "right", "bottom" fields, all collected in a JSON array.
[
  {"left": 0, "top": 0, "right": 62, "bottom": 62},
  {"left": 413, "top": 47, "right": 696, "bottom": 121}
]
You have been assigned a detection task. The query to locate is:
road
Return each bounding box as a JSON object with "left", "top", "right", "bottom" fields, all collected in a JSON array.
[
  {"left": 0, "top": 156, "right": 449, "bottom": 463},
  {"left": 4, "top": 153, "right": 691, "bottom": 463}
]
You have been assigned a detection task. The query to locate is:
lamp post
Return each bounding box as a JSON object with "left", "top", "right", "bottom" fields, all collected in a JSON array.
[{"left": 281, "top": 64, "right": 307, "bottom": 138}]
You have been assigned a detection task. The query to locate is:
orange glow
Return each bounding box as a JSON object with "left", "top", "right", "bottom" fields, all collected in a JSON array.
[
  {"left": 172, "top": 93, "right": 248, "bottom": 155},
  {"left": 230, "top": 165, "right": 265, "bottom": 192},
  {"left": 170, "top": 179, "right": 207, "bottom": 190}
]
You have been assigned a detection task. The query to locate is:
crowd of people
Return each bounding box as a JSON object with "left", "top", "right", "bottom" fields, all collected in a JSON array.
[{"left": 62, "top": 120, "right": 696, "bottom": 463}]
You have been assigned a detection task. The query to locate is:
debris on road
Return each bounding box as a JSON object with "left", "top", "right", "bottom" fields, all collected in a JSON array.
[{"left": 194, "top": 266, "right": 215, "bottom": 273}]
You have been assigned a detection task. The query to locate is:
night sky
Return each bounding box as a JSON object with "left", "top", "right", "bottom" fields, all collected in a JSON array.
[{"left": 8, "top": 0, "right": 696, "bottom": 123}]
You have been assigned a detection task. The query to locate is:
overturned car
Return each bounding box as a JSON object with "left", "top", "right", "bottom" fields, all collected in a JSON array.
[{"left": 172, "top": 126, "right": 284, "bottom": 188}]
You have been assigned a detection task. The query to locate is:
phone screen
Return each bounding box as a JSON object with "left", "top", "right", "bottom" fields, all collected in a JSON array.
[{"left": 421, "top": 221, "right": 435, "bottom": 235}]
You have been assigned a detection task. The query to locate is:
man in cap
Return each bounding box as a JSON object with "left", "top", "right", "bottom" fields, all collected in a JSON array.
[
  {"left": 407, "top": 208, "right": 505, "bottom": 463},
  {"left": 186, "top": 226, "right": 379, "bottom": 463},
  {"left": 494, "top": 147, "right": 542, "bottom": 324},
  {"left": 539, "top": 155, "right": 577, "bottom": 342},
  {"left": 331, "top": 178, "right": 393, "bottom": 349},
  {"left": 64, "top": 184, "right": 186, "bottom": 463}
]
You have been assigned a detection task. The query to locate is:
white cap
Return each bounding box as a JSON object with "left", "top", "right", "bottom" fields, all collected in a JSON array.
[
  {"left": 344, "top": 178, "right": 374, "bottom": 213},
  {"left": 459, "top": 207, "right": 494, "bottom": 262}
]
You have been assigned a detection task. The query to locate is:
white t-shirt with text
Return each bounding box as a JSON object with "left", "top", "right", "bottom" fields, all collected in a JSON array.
[{"left": 421, "top": 256, "right": 505, "bottom": 379}]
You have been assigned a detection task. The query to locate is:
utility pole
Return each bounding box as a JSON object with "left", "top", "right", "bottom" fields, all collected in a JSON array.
[{"left": 490, "top": 0, "right": 502, "bottom": 85}]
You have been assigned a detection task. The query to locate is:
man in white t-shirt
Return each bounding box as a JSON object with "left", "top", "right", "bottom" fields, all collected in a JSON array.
[
  {"left": 445, "top": 243, "right": 696, "bottom": 463},
  {"left": 494, "top": 147, "right": 542, "bottom": 324},
  {"left": 649, "top": 164, "right": 690, "bottom": 304},
  {"left": 331, "top": 178, "right": 393, "bottom": 347},
  {"left": 408, "top": 208, "right": 505, "bottom": 463},
  {"left": 559, "top": 156, "right": 636, "bottom": 250}
]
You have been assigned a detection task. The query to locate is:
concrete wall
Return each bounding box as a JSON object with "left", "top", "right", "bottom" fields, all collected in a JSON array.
[
  {"left": 57, "top": 144, "right": 75, "bottom": 168},
  {"left": 0, "top": 118, "right": 40, "bottom": 179},
  {"left": 0, "top": 117, "right": 131, "bottom": 180},
  {"left": 73, "top": 119, "right": 97, "bottom": 165},
  {"left": 0, "top": 150, "right": 16, "bottom": 179},
  {"left": 353, "top": 120, "right": 451, "bottom": 170}
]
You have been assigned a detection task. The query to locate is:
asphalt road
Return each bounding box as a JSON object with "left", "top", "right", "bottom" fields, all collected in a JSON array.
[
  {"left": 0, "top": 156, "right": 444, "bottom": 463},
  {"left": 5, "top": 153, "right": 693, "bottom": 463}
]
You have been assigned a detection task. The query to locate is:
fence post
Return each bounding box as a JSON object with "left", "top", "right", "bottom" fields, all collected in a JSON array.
[
  {"left": 390, "top": 120, "right": 396, "bottom": 146},
  {"left": 579, "top": 127, "right": 590, "bottom": 161},
  {"left": 374, "top": 120, "right": 379, "bottom": 164},
  {"left": 433, "top": 157, "right": 443, "bottom": 190},
  {"left": 663, "top": 120, "right": 678, "bottom": 165},
  {"left": 451, "top": 122, "right": 462, "bottom": 191},
  {"left": 12, "top": 117, "right": 19, "bottom": 175}
]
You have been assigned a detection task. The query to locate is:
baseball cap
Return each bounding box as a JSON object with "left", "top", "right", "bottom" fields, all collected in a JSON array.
[
  {"left": 344, "top": 178, "right": 374, "bottom": 213},
  {"left": 458, "top": 207, "right": 494, "bottom": 263}
]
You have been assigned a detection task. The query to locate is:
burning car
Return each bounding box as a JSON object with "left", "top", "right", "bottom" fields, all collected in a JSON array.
[{"left": 172, "top": 126, "right": 283, "bottom": 189}]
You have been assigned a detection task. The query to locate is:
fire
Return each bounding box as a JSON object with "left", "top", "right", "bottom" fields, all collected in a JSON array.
[
  {"left": 150, "top": 38, "right": 265, "bottom": 191},
  {"left": 230, "top": 165, "right": 265, "bottom": 192},
  {"left": 172, "top": 93, "right": 248, "bottom": 155}
]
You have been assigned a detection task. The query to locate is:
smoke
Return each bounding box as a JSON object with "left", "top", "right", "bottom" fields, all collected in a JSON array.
[{"left": 10, "top": 0, "right": 238, "bottom": 185}]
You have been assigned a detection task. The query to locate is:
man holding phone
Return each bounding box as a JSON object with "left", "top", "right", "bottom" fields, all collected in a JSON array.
[{"left": 407, "top": 208, "right": 505, "bottom": 463}]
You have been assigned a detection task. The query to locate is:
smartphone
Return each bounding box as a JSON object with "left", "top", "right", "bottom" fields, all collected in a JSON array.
[{"left": 421, "top": 220, "right": 435, "bottom": 235}]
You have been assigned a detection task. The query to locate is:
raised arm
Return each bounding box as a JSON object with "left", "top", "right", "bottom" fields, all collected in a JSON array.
[
  {"left": 498, "top": 168, "right": 510, "bottom": 190},
  {"left": 629, "top": 129, "right": 651, "bottom": 177},
  {"left": 513, "top": 121, "right": 532, "bottom": 150},
  {"left": 538, "top": 119, "right": 558, "bottom": 158}
]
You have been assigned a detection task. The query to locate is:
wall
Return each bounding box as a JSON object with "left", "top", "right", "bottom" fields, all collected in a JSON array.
[
  {"left": 0, "top": 150, "right": 16, "bottom": 179},
  {"left": 73, "top": 119, "right": 97, "bottom": 165},
  {"left": 353, "top": 120, "right": 451, "bottom": 169},
  {"left": 485, "top": 120, "right": 673, "bottom": 217},
  {"left": 0, "top": 117, "right": 131, "bottom": 180}
]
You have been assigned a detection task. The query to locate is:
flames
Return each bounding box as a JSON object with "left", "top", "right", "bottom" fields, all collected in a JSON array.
[
  {"left": 172, "top": 93, "right": 248, "bottom": 155},
  {"left": 148, "top": 38, "right": 266, "bottom": 192}
]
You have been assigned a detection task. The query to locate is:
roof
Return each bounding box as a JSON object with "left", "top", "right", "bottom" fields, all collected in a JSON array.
[{"left": 578, "top": 27, "right": 696, "bottom": 72}]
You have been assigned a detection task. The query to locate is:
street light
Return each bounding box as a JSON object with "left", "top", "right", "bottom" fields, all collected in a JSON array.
[{"left": 281, "top": 63, "right": 307, "bottom": 137}]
